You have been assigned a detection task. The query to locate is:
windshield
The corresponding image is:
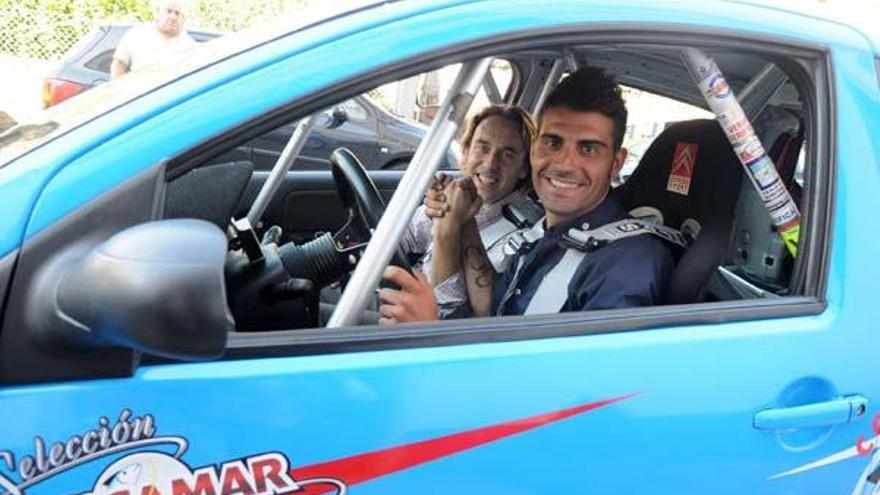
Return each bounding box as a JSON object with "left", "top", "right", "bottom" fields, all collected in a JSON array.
[{"left": 0, "top": 1, "right": 385, "bottom": 167}]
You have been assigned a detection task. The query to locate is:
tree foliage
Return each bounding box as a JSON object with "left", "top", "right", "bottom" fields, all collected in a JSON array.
[
  {"left": 0, "top": 0, "right": 152, "bottom": 59},
  {"left": 0, "top": 0, "right": 310, "bottom": 59}
]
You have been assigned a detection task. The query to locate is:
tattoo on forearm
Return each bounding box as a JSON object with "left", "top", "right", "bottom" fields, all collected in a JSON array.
[{"left": 464, "top": 245, "right": 493, "bottom": 288}]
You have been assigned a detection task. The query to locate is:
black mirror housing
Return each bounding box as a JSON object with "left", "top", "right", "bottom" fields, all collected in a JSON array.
[{"left": 30, "top": 219, "right": 232, "bottom": 360}]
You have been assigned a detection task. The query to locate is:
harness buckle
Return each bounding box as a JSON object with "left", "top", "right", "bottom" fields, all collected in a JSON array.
[
  {"left": 561, "top": 229, "right": 606, "bottom": 252},
  {"left": 502, "top": 198, "right": 544, "bottom": 229},
  {"left": 503, "top": 228, "right": 542, "bottom": 257}
]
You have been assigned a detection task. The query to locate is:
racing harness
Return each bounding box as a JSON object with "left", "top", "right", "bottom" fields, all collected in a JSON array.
[{"left": 496, "top": 215, "right": 693, "bottom": 315}]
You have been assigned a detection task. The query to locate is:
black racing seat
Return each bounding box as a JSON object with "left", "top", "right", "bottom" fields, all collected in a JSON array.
[{"left": 615, "top": 119, "right": 743, "bottom": 304}]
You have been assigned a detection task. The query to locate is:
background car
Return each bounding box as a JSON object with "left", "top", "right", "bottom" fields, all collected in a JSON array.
[
  {"left": 41, "top": 23, "right": 219, "bottom": 108},
  {"left": 42, "top": 23, "right": 448, "bottom": 171}
]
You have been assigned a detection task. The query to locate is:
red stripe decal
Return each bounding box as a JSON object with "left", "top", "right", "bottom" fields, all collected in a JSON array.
[{"left": 292, "top": 393, "right": 636, "bottom": 492}]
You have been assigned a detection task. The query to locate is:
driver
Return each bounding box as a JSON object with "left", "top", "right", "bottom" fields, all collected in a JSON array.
[
  {"left": 398, "top": 105, "right": 539, "bottom": 318},
  {"left": 380, "top": 66, "right": 674, "bottom": 322}
]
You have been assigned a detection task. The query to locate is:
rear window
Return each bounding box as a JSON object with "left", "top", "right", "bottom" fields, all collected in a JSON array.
[{"left": 84, "top": 49, "right": 115, "bottom": 74}]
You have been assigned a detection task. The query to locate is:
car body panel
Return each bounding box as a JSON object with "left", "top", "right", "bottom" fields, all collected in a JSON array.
[
  {"left": 0, "top": 311, "right": 869, "bottom": 494},
  {"left": 0, "top": 1, "right": 879, "bottom": 493}
]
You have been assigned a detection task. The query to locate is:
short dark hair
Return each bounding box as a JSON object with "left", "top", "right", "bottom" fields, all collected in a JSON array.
[{"left": 541, "top": 66, "right": 628, "bottom": 151}]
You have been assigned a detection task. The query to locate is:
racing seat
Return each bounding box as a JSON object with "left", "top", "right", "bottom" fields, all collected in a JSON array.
[{"left": 615, "top": 119, "right": 743, "bottom": 304}]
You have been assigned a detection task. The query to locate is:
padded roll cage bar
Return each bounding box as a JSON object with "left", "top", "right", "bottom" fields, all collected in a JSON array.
[{"left": 327, "top": 58, "right": 493, "bottom": 327}]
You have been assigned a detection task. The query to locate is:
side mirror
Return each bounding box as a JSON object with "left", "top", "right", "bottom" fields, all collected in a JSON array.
[{"left": 28, "top": 219, "right": 233, "bottom": 360}]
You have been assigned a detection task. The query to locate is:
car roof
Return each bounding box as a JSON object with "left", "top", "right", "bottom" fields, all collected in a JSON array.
[
  {"left": 0, "top": 0, "right": 871, "bottom": 259},
  {"left": 729, "top": 0, "right": 880, "bottom": 54}
]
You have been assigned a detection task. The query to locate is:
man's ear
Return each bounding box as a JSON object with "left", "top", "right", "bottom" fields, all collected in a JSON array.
[{"left": 612, "top": 147, "right": 628, "bottom": 175}]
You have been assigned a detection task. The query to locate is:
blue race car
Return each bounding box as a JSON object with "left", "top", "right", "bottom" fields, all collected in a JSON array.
[{"left": 0, "top": 1, "right": 878, "bottom": 494}]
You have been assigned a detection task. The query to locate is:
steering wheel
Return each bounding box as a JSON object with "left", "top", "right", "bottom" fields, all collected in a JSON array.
[{"left": 330, "top": 148, "right": 412, "bottom": 272}]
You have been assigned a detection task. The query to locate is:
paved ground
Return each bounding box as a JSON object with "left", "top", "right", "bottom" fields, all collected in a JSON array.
[{"left": 0, "top": 55, "right": 49, "bottom": 123}]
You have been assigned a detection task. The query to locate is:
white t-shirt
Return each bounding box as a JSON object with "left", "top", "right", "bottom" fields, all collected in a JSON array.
[{"left": 114, "top": 24, "right": 197, "bottom": 73}]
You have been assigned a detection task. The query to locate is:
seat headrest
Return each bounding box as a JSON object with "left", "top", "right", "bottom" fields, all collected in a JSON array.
[
  {"left": 616, "top": 119, "right": 743, "bottom": 231},
  {"left": 615, "top": 119, "right": 744, "bottom": 304}
]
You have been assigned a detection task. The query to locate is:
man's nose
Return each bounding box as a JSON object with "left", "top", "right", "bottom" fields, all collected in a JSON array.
[
  {"left": 552, "top": 143, "right": 579, "bottom": 167},
  {"left": 487, "top": 150, "right": 504, "bottom": 170}
]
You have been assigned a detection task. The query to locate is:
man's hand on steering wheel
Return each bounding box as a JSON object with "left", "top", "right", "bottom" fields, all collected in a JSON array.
[{"left": 377, "top": 266, "right": 439, "bottom": 324}]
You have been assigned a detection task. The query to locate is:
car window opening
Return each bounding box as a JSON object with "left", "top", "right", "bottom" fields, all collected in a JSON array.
[{"left": 166, "top": 40, "right": 815, "bottom": 336}]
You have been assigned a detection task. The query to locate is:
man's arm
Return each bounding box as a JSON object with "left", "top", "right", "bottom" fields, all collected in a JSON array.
[
  {"left": 430, "top": 212, "right": 462, "bottom": 286},
  {"left": 459, "top": 219, "right": 493, "bottom": 316},
  {"left": 430, "top": 178, "right": 481, "bottom": 285},
  {"left": 400, "top": 174, "right": 453, "bottom": 259},
  {"left": 111, "top": 28, "right": 136, "bottom": 79},
  {"left": 110, "top": 58, "right": 129, "bottom": 79},
  {"left": 568, "top": 239, "right": 674, "bottom": 311}
]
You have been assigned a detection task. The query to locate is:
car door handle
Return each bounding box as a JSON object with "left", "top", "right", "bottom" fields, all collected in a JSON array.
[{"left": 753, "top": 395, "right": 868, "bottom": 430}]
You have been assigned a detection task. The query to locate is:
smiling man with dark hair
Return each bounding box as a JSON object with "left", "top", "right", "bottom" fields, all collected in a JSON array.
[{"left": 380, "top": 66, "right": 673, "bottom": 322}]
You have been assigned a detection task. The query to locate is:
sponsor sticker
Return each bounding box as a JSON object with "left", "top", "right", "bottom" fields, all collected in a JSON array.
[
  {"left": 734, "top": 137, "right": 765, "bottom": 164},
  {"left": 707, "top": 74, "right": 731, "bottom": 99},
  {"left": 748, "top": 156, "right": 782, "bottom": 190},
  {"left": 770, "top": 411, "right": 880, "bottom": 493},
  {"left": 666, "top": 142, "right": 699, "bottom": 196},
  {"left": 683, "top": 48, "right": 802, "bottom": 257},
  {"left": 726, "top": 117, "right": 753, "bottom": 142},
  {"left": 769, "top": 202, "right": 800, "bottom": 227},
  {"left": 0, "top": 410, "right": 347, "bottom": 495}
]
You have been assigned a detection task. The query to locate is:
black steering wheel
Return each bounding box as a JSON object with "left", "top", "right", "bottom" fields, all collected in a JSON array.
[{"left": 330, "top": 148, "right": 412, "bottom": 273}]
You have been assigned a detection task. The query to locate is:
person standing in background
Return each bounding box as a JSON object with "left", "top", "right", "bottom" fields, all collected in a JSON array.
[{"left": 111, "top": 0, "right": 196, "bottom": 78}]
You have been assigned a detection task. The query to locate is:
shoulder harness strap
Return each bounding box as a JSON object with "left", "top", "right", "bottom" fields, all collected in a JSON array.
[
  {"left": 523, "top": 219, "right": 691, "bottom": 315},
  {"left": 562, "top": 218, "right": 692, "bottom": 252}
]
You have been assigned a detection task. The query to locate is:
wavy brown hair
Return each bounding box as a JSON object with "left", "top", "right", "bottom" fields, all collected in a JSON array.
[{"left": 457, "top": 105, "right": 537, "bottom": 189}]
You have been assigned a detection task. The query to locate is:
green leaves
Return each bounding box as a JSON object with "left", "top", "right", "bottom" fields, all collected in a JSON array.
[{"left": 0, "top": 0, "right": 313, "bottom": 59}]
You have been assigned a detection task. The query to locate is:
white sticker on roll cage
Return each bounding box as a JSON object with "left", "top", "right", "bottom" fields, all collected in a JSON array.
[{"left": 682, "top": 48, "right": 802, "bottom": 256}]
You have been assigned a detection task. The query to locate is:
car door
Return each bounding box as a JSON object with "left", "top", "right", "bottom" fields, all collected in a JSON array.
[
  {"left": 0, "top": 2, "right": 878, "bottom": 495},
  {"left": 236, "top": 169, "right": 406, "bottom": 244}
]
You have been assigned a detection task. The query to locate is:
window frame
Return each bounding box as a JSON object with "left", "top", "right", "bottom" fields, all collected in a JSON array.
[{"left": 156, "top": 26, "right": 834, "bottom": 364}]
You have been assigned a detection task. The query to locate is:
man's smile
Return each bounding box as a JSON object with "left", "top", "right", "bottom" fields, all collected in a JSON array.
[
  {"left": 475, "top": 172, "right": 500, "bottom": 186},
  {"left": 540, "top": 170, "right": 588, "bottom": 192}
]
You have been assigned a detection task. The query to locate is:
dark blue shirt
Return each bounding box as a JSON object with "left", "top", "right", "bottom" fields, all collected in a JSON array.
[{"left": 492, "top": 193, "right": 674, "bottom": 315}]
